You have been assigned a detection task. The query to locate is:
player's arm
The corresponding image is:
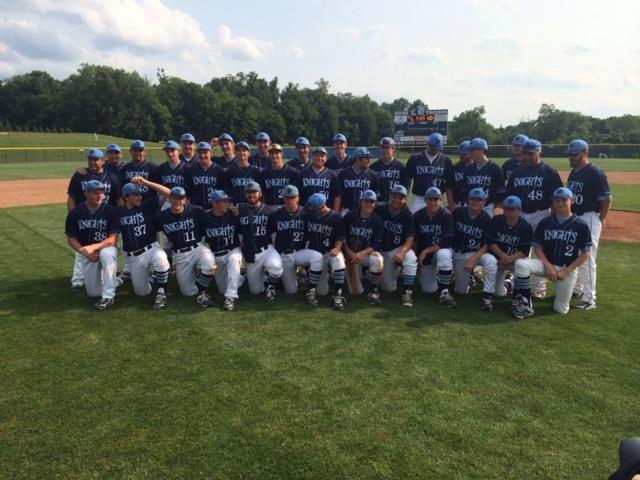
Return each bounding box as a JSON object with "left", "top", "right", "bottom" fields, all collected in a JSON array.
[
  {"left": 599, "top": 197, "right": 612, "bottom": 224},
  {"left": 67, "top": 195, "right": 76, "bottom": 212},
  {"left": 557, "top": 250, "right": 590, "bottom": 280},
  {"left": 132, "top": 176, "right": 171, "bottom": 199},
  {"left": 465, "top": 245, "right": 488, "bottom": 272},
  {"left": 329, "top": 240, "right": 343, "bottom": 257},
  {"left": 445, "top": 188, "right": 455, "bottom": 211},
  {"left": 332, "top": 195, "right": 342, "bottom": 212},
  {"left": 489, "top": 243, "right": 509, "bottom": 262},
  {"left": 394, "top": 236, "right": 415, "bottom": 263},
  {"left": 533, "top": 245, "right": 559, "bottom": 281},
  {"left": 67, "top": 236, "right": 98, "bottom": 262}
]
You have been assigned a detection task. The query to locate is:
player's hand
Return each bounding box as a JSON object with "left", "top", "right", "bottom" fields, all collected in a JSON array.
[
  {"left": 131, "top": 176, "right": 146, "bottom": 185},
  {"left": 329, "top": 247, "right": 340, "bottom": 258},
  {"left": 210, "top": 137, "right": 220, "bottom": 146},
  {"left": 464, "top": 259, "right": 475, "bottom": 273},
  {"left": 545, "top": 264, "right": 558, "bottom": 281},
  {"left": 77, "top": 167, "right": 88, "bottom": 175},
  {"left": 556, "top": 269, "right": 569, "bottom": 280},
  {"left": 392, "top": 250, "right": 406, "bottom": 264},
  {"left": 418, "top": 251, "right": 427, "bottom": 266},
  {"left": 351, "top": 252, "right": 364, "bottom": 264}
]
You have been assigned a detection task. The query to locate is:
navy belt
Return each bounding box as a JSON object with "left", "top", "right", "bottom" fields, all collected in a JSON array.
[
  {"left": 124, "top": 243, "right": 154, "bottom": 257},
  {"left": 281, "top": 249, "right": 296, "bottom": 254},
  {"left": 214, "top": 249, "right": 230, "bottom": 257},
  {"left": 174, "top": 244, "right": 197, "bottom": 253}
]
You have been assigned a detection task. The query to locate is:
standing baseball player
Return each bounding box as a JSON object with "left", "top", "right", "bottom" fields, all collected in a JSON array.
[
  {"left": 326, "top": 133, "right": 353, "bottom": 171},
  {"left": 565, "top": 139, "right": 612, "bottom": 310},
  {"left": 201, "top": 190, "right": 244, "bottom": 311},
  {"left": 222, "top": 141, "right": 264, "bottom": 204},
  {"left": 502, "top": 134, "right": 529, "bottom": 183},
  {"left": 105, "top": 144, "right": 124, "bottom": 175},
  {"left": 406, "top": 133, "right": 455, "bottom": 213},
  {"left": 155, "top": 187, "right": 217, "bottom": 307},
  {"left": 153, "top": 140, "right": 187, "bottom": 192},
  {"left": 298, "top": 146, "right": 342, "bottom": 211},
  {"left": 370, "top": 137, "right": 410, "bottom": 204},
  {"left": 463, "top": 138, "right": 506, "bottom": 216},
  {"left": 342, "top": 190, "right": 385, "bottom": 305},
  {"left": 179, "top": 133, "right": 197, "bottom": 164},
  {"left": 286, "top": 137, "right": 311, "bottom": 171},
  {"left": 452, "top": 188, "right": 498, "bottom": 311},
  {"left": 414, "top": 187, "right": 457, "bottom": 307},
  {"left": 338, "top": 147, "right": 379, "bottom": 215},
  {"left": 65, "top": 180, "right": 120, "bottom": 310},
  {"left": 249, "top": 132, "right": 272, "bottom": 169},
  {"left": 511, "top": 187, "right": 592, "bottom": 318},
  {"left": 184, "top": 141, "right": 224, "bottom": 209},
  {"left": 262, "top": 143, "right": 299, "bottom": 211},
  {"left": 119, "top": 140, "right": 158, "bottom": 201},
  {"left": 212, "top": 133, "right": 236, "bottom": 169},
  {"left": 303, "top": 193, "right": 347, "bottom": 309},
  {"left": 116, "top": 178, "right": 171, "bottom": 309},
  {"left": 507, "top": 138, "right": 563, "bottom": 300},
  {"left": 450, "top": 140, "right": 472, "bottom": 210},
  {"left": 238, "top": 182, "right": 284, "bottom": 302},
  {"left": 375, "top": 184, "right": 417, "bottom": 307}
]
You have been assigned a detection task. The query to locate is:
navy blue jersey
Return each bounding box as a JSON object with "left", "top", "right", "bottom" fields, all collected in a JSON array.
[
  {"left": 406, "top": 151, "right": 454, "bottom": 196},
  {"left": 67, "top": 170, "right": 122, "bottom": 207},
  {"left": 343, "top": 210, "right": 384, "bottom": 252},
  {"left": 452, "top": 207, "right": 493, "bottom": 253},
  {"left": 202, "top": 210, "right": 241, "bottom": 252},
  {"left": 533, "top": 215, "right": 592, "bottom": 267},
  {"left": 507, "top": 162, "right": 563, "bottom": 213},
  {"left": 119, "top": 160, "right": 158, "bottom": 200},
  {"left": 338, "top": 167, "right": 380, "bottom": 211},
  {"left": 116, "top": 197, "right": 161, "bottom": 252},
  {"left": 268, "top": 206, "right": 306, "bottom": 253},
  {"left": 104, "top": 162, "right": 124, "bottom": 176},
  {"left": 375, "top": 204, "right": 415, "bottom": 251},
  {"left": 370, "top": 159, "right": 410, "bottom": 203},
  {"left": 65, "top": 203, "right": 120, "bottom": 246},
  {"left": 566, "top": 163, "right": 611, "bottom": 215},
  {"left": 502, "top": 157, "right": 523, "bottom": 183},
  {"left": 298, "top": 167, "right": 342, "bottom": 205},
  {"left": 238, "top": 204, "right": 271, "bottom": 262},
  {"left": 222, "top": 164, "right": 264, "bottom": 203},
  {"left": 152, "top": 160, "right": 187, "bottom": 190},
  {"left": 213, "top": 155, "right": 236, "bottom": 170},
  {"left": 488, "top": 214, "right": 533, "bottom": 257},
  {"left": 462, "top": 160, "right": 507, "bottom": 205},
  {"left": 179, "top": 153, "right": 197, "bottom": 165},
  {"left": 249, "top": 152, "right": 270, "bottom": 170},
  {"left": 262, "top": 165, "right": 299, "bottom": 206},
  {"left": 305, "top": 209, "right": 345, "bottom": 254},
  {"left": 155, "top": 205, "right": 203, "bottom": 251},
  {"left": 452, "top": 161, "right": 471, "bottom": 205},
  {"left": 184, "top": 162, "right": 224, "bottom": 208},
  {"left": 326, "top": 154, "right": 353, "bottom": 171},
  {"left": 414, "top": 207, "right": 454, "bottom": 265},
  {"left": 286, "top": 158, "right": 310, "bottom": 172}
]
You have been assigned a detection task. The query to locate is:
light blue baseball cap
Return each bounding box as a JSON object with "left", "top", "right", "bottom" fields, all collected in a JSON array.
[
  {"left": 503, "top": 195, "right": 522, "bottom": 210},
  {"left": 256, "top": 132, "right": 270, "bottom": 141},
  {"left": 553, "top": 187, "right": 574, "bottom": 200},
  {"left": 424, "top": 186, "right": 442, "bottom": 198},
  {"left": 209, "top": 190, "right": 230, "bottom": 203},
  {"left": 566, "top": 139, "right": 589, "bottom": 155},
  {"left": 333, "top": 133, "right": 347, "bottom": 143},
  {"left": 389, "top": 184, "right": 408, "bottom": 197},
  {"left": 235, "top": 141, "right": 250, "bottom": 151},
  {"left": 353, "top": 147, "right": 371, "bottom": 158},
  {"left": 170, "top": 186, "right": 187, "bottom": 197},
  {"left": 130, "top": 139, "right": 145, "bottom": 150},
  {"left": 469, "top": 138, "right": 488, "bottom": 151},
  {"left": 87, "top": 148, "right": 104, "bottom": 159},
  {"left": 468, "top": 188, "right": 488, "bottom": 200},
  {"left": 360, "top": 190, "right": 377, "bottom": 202},
  {"left": 219, "top": 133, "right": 234, "bottom": 142},
  {"left": 163, "top": 140, "right": 180, "bottom": 150},
  {"left": 523, "top": 139, "right": 542, "bottom": 153},
  {"left": 295, "top": 137, "right": 310, "bottom": 146},
  {"left": 180, "top": 133, "right": 195, "bottom": 143},
  {"left": 312, "top": 146, "right": 328, "bottom": 155},
  {"left": 106, "top": 144, "right": 121, "bottom": 153},
  {"left": 280, "top": 185, "right": 299, "bottom": 198},
  {"left": 244, "top": 181, "right": 262, "bottom": 192},
  {"left": 83, "top": 180, "right": 105, "bottom": 192},
  {"left": 307, "top": 193, "right": 326, "bottom": 209},
  {"left": 427, "top": 132, "right": 444, "bottom": 150},
  {"left": 456, "top": 141, "right": 471, "bottom": 154},
  {"left": 122, "top": 183, "right": 141, "bottom": 197},
  {"left": 196, "top": 142, "right": 212, "bottom": 151},
  {"left": 380, "top": 137, "right": 395, "bottom": 147},
  {"left": 512, "top": 134, "right": 529, "bottom": 146}
]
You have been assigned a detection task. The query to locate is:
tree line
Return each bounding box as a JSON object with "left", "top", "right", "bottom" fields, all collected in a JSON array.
[{"left": 1, "top": 64, "right": 639, "bottom": 146}]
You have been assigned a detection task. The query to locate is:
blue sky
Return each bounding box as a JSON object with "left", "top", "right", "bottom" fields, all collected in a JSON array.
[{"left": 0, "top": 0, "right": 638, "bottom": 125}]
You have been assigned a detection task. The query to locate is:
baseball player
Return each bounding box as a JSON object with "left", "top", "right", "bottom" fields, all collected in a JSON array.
[
  {"left": 286, "top": 137, "right": 311, "bottom": 171},
  {"left": 338, "top": 147, "right": 380, "bottom": 215},
  {"left": 201, "top": 190, "right": 244, "bottom": 311},
  {"left": 502, "top": 134, "right": 529, "bottom": 183},
  {"left": 370, "top": 137, "right": 410, "bottom": 204},
  {"left": 298, "top": 146, "right": 342, "bottom": 211},
  {"left": 267, "top": 185, "right": 321, "bottom": 294},
  {"left": 463, "top": 138, "right": 506, "bottom": 216},
  {"left": 375, "top": 184, "right": 417, "bottom": 307},
  {"left": 262, "top": 143, "right": 299, "bottom": 211},
  {"left": 249, "top": 132, "right": 271, "bottom": 169},
  {"left": 507, "top": 138, "right": 563, "bottom": 300},
  {"left": 511, "top": 187, "right": 592, "bottom": 318},
  {"left": 238, "top": 182, "right": 284, "bottom": 301},
  {"left": 414, "top": 187, "right": 456, "bottom": 307},
  {"left": 184, "top": 141, "right": 224, "bottom": 209},
  {"left": 303, "top": 193, "right": 347, "bottom": 309},
  {"left": 343, "top": 190, "right": 385, "bottom": 305},
  {"left": 119, "top": 140, "right": 158, "bottom": 201},
  {"left": 222, "top": 141, "right": 264, "bottom": 204},
  {"left": 116, "top": 178, "right": 171, "bottom": 309},
  {"left": 406, "top": 133, "right": 455, "bottom": 213},
  {"left": 565, "top": 139, "right": 612, "bottom": 310},
  {"left": 212, "top": 133, "right": 236, "bottom": 169},
  {"left": 179, "top": 133, "right": 197, "bottom": 164},
  {"left": 155, "top": 187, "right": 217, "bottom": 308},
  {"left": 326, "top": 133, "right": 353, "bottom": 171},
  {"left": 487, "top": 195, "right": 533, "bottom": 305},
  {"left": 450, "top": 140, "right": 472, "bottom": 210},
  {"left": 153, "top": 140, "right": 187, "bottom": 192},
  {"left": 452, "top": 188, "right": 498, "bottom": 311},
  {"left": 65, "top": 180, "right": 120, "bottom": 310},
  {"left": 105, "top": 144, "right": 124, "bottom": 175}
]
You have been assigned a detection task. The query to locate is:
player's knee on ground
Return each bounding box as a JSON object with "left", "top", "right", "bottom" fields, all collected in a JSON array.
[
  {"left": 435, "top": 248, "right": 453, "bottom": 271},
  {"left": 99, "top": 246, "right": 117, "bottom": 263},
  {"left": 329, "top": 252, "right": 346, "bottom": 271},
  {"left": 402, "top": 250, "right": 418, "bottom": 276},
  {"left": 151, "top": 248, "right": 170, "bottom": 272},
  {"left": 419, "top": 271, "right": 438, "bottom": 294},
  {"left": 369, "top": 252, "right": 384, "bottom": 273},
  {"left": 514, "top": 258, "right": 535, "bottom": 278}
]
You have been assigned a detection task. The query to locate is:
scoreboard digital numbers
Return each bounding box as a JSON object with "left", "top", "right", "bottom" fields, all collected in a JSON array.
[{"left": 393, "top": 105, "right": 448, "bottom": 146}]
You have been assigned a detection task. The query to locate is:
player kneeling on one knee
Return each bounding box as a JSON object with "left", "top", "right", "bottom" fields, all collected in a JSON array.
[
  {"left": 118, "top": 177, "right": 173, "bottom": 309},
  {"left": 452, "top": 188, "right": 498, "bottom": 311},
  {"left": 511, "top": 187, "right": 592, "bottom": 319},
  {"left": 414, "top": 187, "right": 457, "bottom": 307},
  {"left": 302, "top": 193, "right": 347, "bottom": 309},
  {"left": 343, "top": 190, "right": 385, "bottom": 306},
  {"left": 65, "top": 180, "right": 120, "bottom": 310},
  {"left": 202, "top": 190, "right": 243, "bottom": 311},
  {"left": 156, "top": 187, "right": 217, "bottom": 308},
  {"left": 375, "top": 184, "right": 417, "bottom": 307}
]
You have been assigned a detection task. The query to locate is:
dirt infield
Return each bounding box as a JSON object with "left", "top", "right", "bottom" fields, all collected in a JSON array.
[{"left": 559, "top": 171, "right": 640, "bottom": 184}]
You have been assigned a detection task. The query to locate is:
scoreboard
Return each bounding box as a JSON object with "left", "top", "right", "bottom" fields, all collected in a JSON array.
[{"left": 393, "top": 105, "right": 448, "bottom": 146}]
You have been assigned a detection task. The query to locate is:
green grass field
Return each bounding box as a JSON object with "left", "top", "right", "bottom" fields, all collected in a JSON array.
[
  {"left": 609, "top": 185, "right": 640, "bottom": 212},
  {"left": 1, "top": 203, "right": 639, "bottom": 478}
]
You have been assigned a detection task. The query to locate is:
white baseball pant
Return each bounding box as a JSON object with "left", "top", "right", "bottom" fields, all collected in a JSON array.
[
  {"left": 246, "top": 245, "right": 284, "bottom": 294},
  {"left": 418, "top": 248, "right": 453, "bottom": 293},
  {"left": 522, "top": 209, "right": 550, "bottom": 293},
  {"left": 77, "top": 246, "right": 118, "bottom": 299},
  {"left": 346, "top": 251, "right": 384, "bottom": 295},
  {"left": 514, "top": 258, "right": 578, "bottom": 314},
  {"left": 453, "top": 251, "right": 497, "bottom": 294},
  {"left": 574, "top": 211, "right": 601, "bottom": 303},
  {"left": 127, "top": 242, "right": 171, "bottom": 296},
  {"left": 381, "top": 248, "right": 418, "bottom": 292},
  {"left": 316, "top": 252, "right": 347, "bottom": 296},
  {"left": 71, "top": 253, "right": 84, "bottom": 287},
  {"left": 213, "top": 247, "right": 243, "bottom": 299},
  {"left": 281, "top": 249, "right": 323, "bottom": 294},
  {"left": 174, "top": 243, "right": 216, "bottom": 296}
]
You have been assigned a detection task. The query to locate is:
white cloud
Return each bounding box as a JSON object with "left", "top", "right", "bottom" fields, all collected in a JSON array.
[
  {"left": 289, "top": 46, "right": 305, "bottom": 60},
  {"left": 487, "top": 71, "right": 595, "bottom": 89},
  {"left": 622, "top": 74, "right": 639, "bottom": 89},
  {"left": 0, "top": 19, "right": 82, "bottom": 61},
  {"left": 343, "top": 24, "right": 388, "bottom": 40},
  {"left": 474, "top": 35, "right": 522, "bottom": 53},
  {"left": 216, "top": 25, "right": 273, "bottom": 61},
  {"left": 405, "top": 47, "right": 444, "bottom": 64},
  {"left": 565, "top": 43, "right": 592, "bottom": 55}
]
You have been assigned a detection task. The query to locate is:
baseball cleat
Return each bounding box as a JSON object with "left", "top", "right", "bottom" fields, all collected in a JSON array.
[
  {"left": 117, "top": 271, "right": 131, "bottom": 282},
  {"left": 196, "top": 293, "right": 214, "bottom": 308},
  {"left": 367, "top": 291, "right": 382, "bottom": 306},
  {"left": 511, "top": 303, "right": 534, "bottom": 319},
  {"left": 480, "top": 297, "right": 493, "bottom": 312},
  {"left": 153, "top": 292, "right": 167, "bottom": 310},
  {"left": 71, "top": 284, "right": 84, "bottom": 292},
  {"left": 401, "top": 290, "right": 413, "bottom": 308},
  {"left": 264, "top": 285, "right": 277, "bottom": 302},
  {"left": 504, "top": 277, "right": 514, "bottom": 296},
  {"left": 94, "top": 297, "right": 114, "bottom": 310},
  {"left": 223, "top": 297, "right": 236, "bottom": 311},
  {"left": 439, "top": 290, "right": 457, "bottom": 308},
  {"left": 575, "top": 300, "right": 596, "bottom": 310},
  {"left": 332, "top": 295, "right": 346, "bottom": 310},
  {"left": 306, "top": 288, "right": 318, "bottom": 306},
  {"left": 531, "top": 290, "right": 546, "bottom": 301},
  {"left": 572, "top": 290, "right": 583, "bottom": 299},
  {"left": 509, "top": 297, "right": 519, "bottom": 313}
]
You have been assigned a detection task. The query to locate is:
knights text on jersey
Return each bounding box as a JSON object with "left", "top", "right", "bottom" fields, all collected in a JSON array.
[
  {"left": 304, "top": 210, "right": 345, "bottom": 254},
  {"left": 452, "top": 207, "right": 492, "bottom": 253},
  {"left": 153, "top": 160, "right": 187, "bottom": 190},
  {"left": 375, "top": 204, "right": 415, "bottom": 251},
  {"left": 119, "top": 161, "right": 159, "bottom": 200},
  {"left": 343, "top": 210, "right": 384, "bottom": 252},
  {"left": 65, "top": 203, "right": 120, "bottom": 246},
  {"left": 222, "top": 164, "right": 264, "bottom": 203},
  {"left": 338, "top": 167, "right": 380, "bottom": 211},
  {"left": 238, "top": 204, "right": 271, "bottom": 262},
  {"left": 413, "top": 207, "right": 454, "bottom": 265},
  {"left": 298, "top": 167, "right": 343, "bottom": 205},
  {"left": 533, "top": 215, "right": 592, "bottom": 267},
  {"left": 67, "top": 170, "right": 122, "bottom": 207},
  {"left": 487, "top": 214, "right": 533, "bottom": 257},
  {"left": 506, "top": 162, "right": 563, "bottom": 213},
  {"left": 116, "top": 197, "right": 161, "bottom": 252},
  {"left": 369, "top": 159, "right": 410, "bottom": 203},
  {"left": 462, "top": 160, "right": 506, "bottom": 205},
  {"left": 202, "top": 210, "right": 241, "bottom": 253},
  {"left": 184, "top": 162, "right": 224, "bottom": 208},
  {"left": 268, "top": 206, "right": 307, "bottom": 253},
  {"left": 566, "top": 163, "right": 611, "bottom": 215},
  {"left": 451, "top": 161, "right": 470, "bottom": 205},
  {"left": 406, "top": 152, "right": 454, "bottom": 195},
  {"left": 155, "top": 205, "right": 204, "bottom": 251}
]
